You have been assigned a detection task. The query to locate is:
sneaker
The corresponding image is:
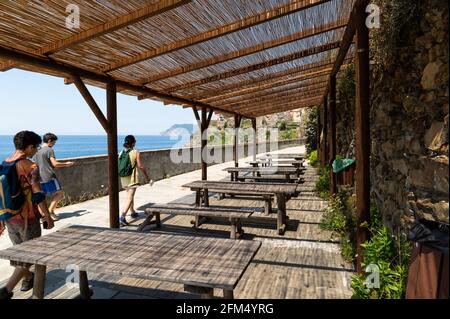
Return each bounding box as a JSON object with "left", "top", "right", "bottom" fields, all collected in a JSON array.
[
  {"left": 21, "top": 272, "right": 34, "bottom": 291},
  {"left": 119, "top": 216, "right": 129, "bottom": 227},
  {"left": 0, "top": 287, "right": 13, "bottom": 299},
  {"left": 130, "top": 212, "right": 139, "bottom": 219},
  {"left": 50, "top": 212, "right": 60, "bottom": 221}
]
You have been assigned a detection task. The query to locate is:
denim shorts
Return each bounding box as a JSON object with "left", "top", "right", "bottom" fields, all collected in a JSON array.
[{"left": 6, "top": 219, "right": 42, "bottom": 268}]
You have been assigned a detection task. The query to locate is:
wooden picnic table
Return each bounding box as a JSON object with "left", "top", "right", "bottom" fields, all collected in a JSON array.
[
  {"left": 259, "top": 153, "right": 304, "bottom": 160},
  {"left": 183, "top": 180, "right": 299, "bottom": 234},
  {"left": 224, "top": 166, "right": 304, "bottom": 182},
  {"left": 257, "top": 159, "right": 304, "bottom": 168},
  {"left": 0, "top": 225, "right": 261, "bottom": 299}
]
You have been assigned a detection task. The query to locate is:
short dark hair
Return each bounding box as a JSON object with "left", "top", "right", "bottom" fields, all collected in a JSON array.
[
  {"left": 43, "top": 133, "right": 58, "bottom": 143},
  {"left": 13, "top": 131, "right": 42, "bottom": 151},
  {"left": 123, "top": 135, "right": 136, "bottom": 148}
]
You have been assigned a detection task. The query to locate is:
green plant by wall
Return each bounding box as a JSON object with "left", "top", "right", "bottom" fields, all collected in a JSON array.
[
  {"left": 308, "top": 150, "right": 318, "bottom": 167},
  {"left": 350, "top": 205, "right": 411, "bottom": 299},
  {"left": 315, "top": 166, "right": 330, "bottom": 199},
  {"left": 305, "top": 107, "right": 318, "bottom": 155},
  {"left": 320, "top": 189, "right": 357, "bottom": 263}
]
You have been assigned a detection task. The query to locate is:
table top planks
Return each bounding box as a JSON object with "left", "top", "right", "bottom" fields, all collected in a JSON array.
[
  {"left": 259, "top": 153, "right": 304, "bottom": 159},
  {"left": 224, "top": 166, "right": 303, "bottom": 173},
  {"left": 0, "top": 225, "right": 261, "bottom": 290},
  {"left": 183, "top": 180, "right": 299, "bottom": 195}
]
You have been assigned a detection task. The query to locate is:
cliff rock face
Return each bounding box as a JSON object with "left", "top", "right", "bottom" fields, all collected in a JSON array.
[{"left": 335, "top": 0, "right": 449, "bottom": 230}]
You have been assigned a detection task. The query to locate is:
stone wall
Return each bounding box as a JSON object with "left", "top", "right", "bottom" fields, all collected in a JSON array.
[
  {"left": 335, "top": 0, "right": 449, "bottom": 229},
  {"left": 55, "top": 139, "right": 303, "bottom": 204}
]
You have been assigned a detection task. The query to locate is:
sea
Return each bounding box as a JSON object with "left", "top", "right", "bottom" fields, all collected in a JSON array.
[{"left": 0, "top": 135, "right": 189, "bottom": 160}]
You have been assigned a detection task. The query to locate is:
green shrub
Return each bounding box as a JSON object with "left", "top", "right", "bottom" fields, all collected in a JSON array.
[
  {"left": 305, "top": 107, "right": 318, "bottom": 154},
  {"left": 308, "top": 150, "right": 318, "bottom": 167},
  {"left": 350, "top": 206, "right": 411, "bottom": 299},
  {"left": 315, "top": 166, "right": 329, "bottom": 198},
  {"left": 320, "top": 193, "right": 347, "bottom": 234}
]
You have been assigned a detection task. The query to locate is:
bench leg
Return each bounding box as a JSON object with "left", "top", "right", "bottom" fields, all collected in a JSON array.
[
  {"left": 264, "top": 196, "right": 272, "bottom": 215},
  {"left": 155, "top": 212, "right": 161, "bottom": 229},
  {"left": 276, "top": 194, "right": 287, "bottom": 235},
  {"left": 223, "top": 289, "right": 234, "bottom": 299},
  {"left": 230, "top": 218, "right": 237, "bottom": 239},
  {"left": 195, "top": 190, "right": 201, "bottom": 207},
  {"left": 79, "top": 271, "right": 92, "bottom": 299},
  {"left": 137, "top": 212, "right": 155, "bottom": 231},
  {"left": 203, "top": 189, "right": 209, "bottom": 207},
  {"left": 32, "top": 264, "right": 46, "bottom": 299},
  {"left": 236, "top": 219, "right": 244, "bottom": 238},
  {"left": 184, "top": 285, "right": 214, "bottom": 299}
]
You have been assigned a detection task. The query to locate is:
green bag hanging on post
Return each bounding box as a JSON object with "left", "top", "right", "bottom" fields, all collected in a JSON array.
[{"left": 332, "top": 158, "right": 356, "bottom": 173}]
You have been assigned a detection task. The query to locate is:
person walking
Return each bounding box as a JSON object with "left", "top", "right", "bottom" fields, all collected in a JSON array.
[
  {"left": 0, "top": 131, "right": 54, "bottom": 299},
  {"left": 118, "top": 135, "right": 151, "bottom": 226},
  {"left": 34, "top": 133, "right": 74, "bottom": 221}
]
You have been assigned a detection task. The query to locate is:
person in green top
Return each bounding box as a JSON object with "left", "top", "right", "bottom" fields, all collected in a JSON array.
[{"left": 119, "top": 135, "right": 151, "bottom": 226}]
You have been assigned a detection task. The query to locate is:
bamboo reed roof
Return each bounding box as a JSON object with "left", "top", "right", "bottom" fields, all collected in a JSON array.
[{"left": 0, "top": 0, "right": 356, "bottom": 118}]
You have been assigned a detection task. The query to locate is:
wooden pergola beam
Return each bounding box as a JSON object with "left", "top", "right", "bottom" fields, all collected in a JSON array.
[
  {"left": 0, "top": 44, "right": 241, "bottom": 117},
  {"left": 190, "top": 58, "right": 350, "bottom": 101},
  {"left": 0, "top": 0, "right": 191, "bottom": 71},
  {"left": 244, "top": 99, "right": 321, "bottom": 117},
  {"left": 237, "top": 95, "right": 323, "bottom": 113},
  {"left": 227, "top": 89, "right": 326, "bottom": 114},
  {"left": 165, "top": 41, "right": 341, "bottom": 93},
  {"left": 140, "top": 18, "right": 347, "bottom": 85},
  {"left": 102, "top": 0, "right": 331, "bottom": 72},
  {"left": 201, "top": 67, "right": 332, "bottom": 104},
  {"left": 222, "top": 80, "right": 328, "bottom": 109}
]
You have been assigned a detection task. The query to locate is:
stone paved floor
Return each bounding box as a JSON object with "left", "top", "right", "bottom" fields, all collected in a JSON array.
[{"left": 0, "top": 145, "right": 355, "bottom": 299}]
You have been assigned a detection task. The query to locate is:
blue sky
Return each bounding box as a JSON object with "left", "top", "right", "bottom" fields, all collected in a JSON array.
[{"left": 0, "top": 69, "right": 196, "bottom": 135}]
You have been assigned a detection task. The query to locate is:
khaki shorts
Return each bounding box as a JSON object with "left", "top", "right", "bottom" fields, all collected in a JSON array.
[{"left": 6, "top": 219, "right": 42, "bottom": 268}]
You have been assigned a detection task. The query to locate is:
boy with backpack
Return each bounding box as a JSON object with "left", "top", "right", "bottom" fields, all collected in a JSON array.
[{"left": 0, "top": 131, "right": 55, "bottom": 299}]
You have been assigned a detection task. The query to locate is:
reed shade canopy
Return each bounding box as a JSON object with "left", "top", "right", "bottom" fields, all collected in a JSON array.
[{"left": 0, "top": 0, "right": 356, "bottom": 117}]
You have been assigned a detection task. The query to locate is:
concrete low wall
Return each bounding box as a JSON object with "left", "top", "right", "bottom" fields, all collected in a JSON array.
[{"left": 56, "top": 139, "right": 304, "bottom": 202}]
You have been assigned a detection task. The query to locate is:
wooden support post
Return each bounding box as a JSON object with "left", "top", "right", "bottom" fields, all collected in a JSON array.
[
  {"left": 329, "top": 75, "right": 337, "bottom": 194},
  {"left": 252, "top": 118, "right": 257, "bottom": 161},
  {"left": 322, "top": 96, "right": 328, "bottom": 166},
  {"left": 107, "top": 82, "right": 119, "bottom": 229},
  {"left": 317, "top": 105, "right": 322, "bottom": 155},
  {"left": 233, "top": 115, "right": 242, "bottom": 167},
  {"left": 201, "top": 106, "right": 208, "bottom": 181},
  {"left": 355, "top": 3, "right": 371, "bottom": 274}
]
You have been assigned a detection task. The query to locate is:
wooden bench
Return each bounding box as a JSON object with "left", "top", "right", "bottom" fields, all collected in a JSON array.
[
  {"left": 236, "top": 173, "right": 305, "bottom": 184},
  {"left": 138, "top": 205, "right": 255, "bottom": 239}
]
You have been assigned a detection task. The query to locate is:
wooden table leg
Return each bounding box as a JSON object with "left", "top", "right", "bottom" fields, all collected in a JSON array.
[
  {"left": 204, "top": 189, "right": 209, "bottom": 207},
  {"left": 223, "top": 289, "right": 234, "bottom": 299},
  {"left": 155, "top": 212, "right": 161, "bottom": 229},
  {"left": 195, "top": 190, "right": 201, "bottom": 207},
  {"left": 276, "top": 194, "right": 287, "bottom": 235},
  {"left": 79, "top": 271, "right": 92, "bottom": 299},
  {"left": 137, "top": 212, "right": 154, "bottom": 231},
  {"left": 32, "top": 264, "right": 46, "bottom": 299},
  {"left": 184, "top": 285, "right": 214, "bottom": 298},
  {"left": 264, "top": 196, "right": 272, "bottom": 215},
  {"left": 230, "top": 218, "right": 237, "bottom": 239}
]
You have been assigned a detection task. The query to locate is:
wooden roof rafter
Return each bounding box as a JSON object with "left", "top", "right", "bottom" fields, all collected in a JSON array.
[
  {"left": 163, "top": 41, "right": 342, "bottom": 93},
  {"left": 101, "top": 0, "right": 332, "bottom": 72},
  {"left": 186, "top": 58, "right": 350, "bottom": 101},
  {"left": 208, "top": 72, "right": 329, "bottom": 105},
  {"left": 139, "top": 18, "right": 348, "bottom": 86},
  {"left": 0, "top": 0, "right": 192, "bottom": 72},
  {"left": 244, "top": 98, "right": 322, "bottom": 117},
  {"left": 218, "top": 80, "right": 328, "bottom": 109},
  {"left": 233, "top": 92, "right": 325, "bottom": 112}
]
